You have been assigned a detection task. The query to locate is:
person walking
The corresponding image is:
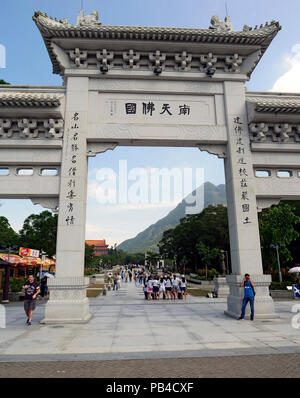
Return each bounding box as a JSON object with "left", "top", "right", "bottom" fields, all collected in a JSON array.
[
  {"left": 180, "top": 275, "right": 188, "bottom": 300},
  {"left": 171, "top": 274, "right": 180, "bottom": 300},
  {"left": 238, "top": 273, "right": 255, "bottom": 321},
  {"left": 165, "top": 275, "right": 172, "bottom": 300},
  {"left": 143, "top": 274, "right": 148, "bottom": 300},
  {"left": 158, "top": 275, "right": 166, "bottom": 300},
  {"left": 117, "top": 273, "right": 121, "bottom": 289},
  {"left": 113, "top": 274, "right": 119, "bottom": 291},
  {"left": 147, "top": 276, "right": 153, "bottom": 301},
  {"left": 152, "top": 276, "right": 160, "bottom": 299},
  {"left": 22, "top": 274, "right": 40, "bottom": 326},
  {"left": 40, "top": 276, "right": 48, "bottom": 298}
]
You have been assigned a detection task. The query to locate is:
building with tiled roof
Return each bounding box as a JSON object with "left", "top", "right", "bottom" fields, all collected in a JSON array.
[{"left": 85, "top": 240, "right": 109, "bottom": 257}]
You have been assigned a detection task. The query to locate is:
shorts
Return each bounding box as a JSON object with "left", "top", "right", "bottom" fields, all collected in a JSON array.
[
  {"left": 24, "top": 299, "right": 36, "bottom": 312},
  {"left": 166, "top": 287, "right": 172, "bottom": 292},
  {"left": 172, "top": 286, "right": 179, "bottom": 291},
  {"left": 153, "top": 286, "right": 159, "bottom": 293},
  {"left": 180, "top": 287, "right": 186, "bottom": 292}
]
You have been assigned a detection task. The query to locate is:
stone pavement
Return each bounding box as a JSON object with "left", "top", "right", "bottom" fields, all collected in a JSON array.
[
  {"left": 0, "top": 353, "right": 300, "bottom": 378},
  {"left": 1, "top": 280, "right": 300, "bottom": 367}
]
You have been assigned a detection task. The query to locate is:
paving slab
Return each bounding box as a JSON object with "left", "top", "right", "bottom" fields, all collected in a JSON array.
[{"left": 1, "top": 280, "right": 300, "bottom": 362}]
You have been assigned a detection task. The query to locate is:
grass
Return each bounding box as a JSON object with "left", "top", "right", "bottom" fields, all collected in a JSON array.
[
  {"left": 88, "top": 283, "right": 105, "bottom": 289},
  {"left": 86, "top": 289, "right": 102, "bottom": 298},
  {"left": 187, "top": 288, "right": 208, "bottom": 297}
]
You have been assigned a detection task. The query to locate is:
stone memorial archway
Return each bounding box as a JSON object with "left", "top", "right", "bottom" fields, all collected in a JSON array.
[{"left": 1, "top": 11, "right": 299, "bottom": 323}]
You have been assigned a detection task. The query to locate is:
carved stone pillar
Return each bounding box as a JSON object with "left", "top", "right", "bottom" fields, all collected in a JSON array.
[
  {"left": 223, "top": 81, "right": 277, "bottom": 319},
  {"left": 41, "top": 77, "right": 91, "bottom": 324}
]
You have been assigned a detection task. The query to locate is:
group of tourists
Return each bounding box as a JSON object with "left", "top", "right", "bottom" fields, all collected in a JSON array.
[
  {"left": 142, "top": 273, "right": 188, "bottom": 301},
  {"left": 111, "top": 266, "right": 188, "bottom": 301},
  {"left": 108, "top": 268, "right": 135, "bottom": 290}
]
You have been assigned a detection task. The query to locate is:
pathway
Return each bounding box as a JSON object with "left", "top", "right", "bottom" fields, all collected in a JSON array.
[{"left": 1, "top": 280, "right": 300, "bottom": 363}]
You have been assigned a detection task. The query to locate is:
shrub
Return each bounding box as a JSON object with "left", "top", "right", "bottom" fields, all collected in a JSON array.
[
  {"left": 208, "top": 268, "right": 219, "bottom": 279},
  {"left": 84, "top": 269, "right": 97, "bottom": 276},
  {"left": 270, "top": 281, "right": 293, "bottom": 290},
  {"left": 9, "top": 278, "right": 26, "bottom": 292}
]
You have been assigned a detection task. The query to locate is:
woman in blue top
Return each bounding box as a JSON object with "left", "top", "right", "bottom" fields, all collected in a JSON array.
[{"left": 238, "top": 273, "right": 255, "bottom": 321}]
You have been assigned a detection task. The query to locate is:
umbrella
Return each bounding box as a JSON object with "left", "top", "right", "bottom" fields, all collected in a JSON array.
[
  {"left": 288, "top": 267, "right": 300, "bottom": 273},
  {"left": 44, "top": 272, "right": 54, "bottom": 278}
]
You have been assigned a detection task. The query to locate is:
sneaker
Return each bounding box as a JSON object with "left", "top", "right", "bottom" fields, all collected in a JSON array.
[
  {"left": 250, "top": 317, "right": 254, "bottom": 321},
  {"left": 237, "top": 316, "right": 244, "bottom": 320},
  {"left": 26, "top": 318, "right": 29, "bottom": 324},
  {"left": 27, "top": 322, "right": 32, "bottom": 326}
]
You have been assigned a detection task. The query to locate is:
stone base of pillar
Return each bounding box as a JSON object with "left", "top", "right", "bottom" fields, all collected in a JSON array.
[
  {"left": 224, "top": 274, "right": 278, "bottom": 320},
  {"left": 213, "top": 276, "right": 230, "bottom": 298},
  {"left": 40, "top": 276, "right": 91, "bottom": 324}
]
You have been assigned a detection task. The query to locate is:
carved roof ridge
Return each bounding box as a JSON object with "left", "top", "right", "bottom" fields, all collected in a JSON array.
[
  {"left": 0, "top": 92, "right": 62, "bottom": 107},
  {"left": 33, "top": 11, "right": 281, "bottom": 38},
  {"left": 246, "top": 94, "right": 300, "bottom": 113}
]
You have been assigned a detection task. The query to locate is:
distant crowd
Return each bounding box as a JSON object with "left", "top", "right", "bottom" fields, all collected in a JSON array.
[{"left": 108, "top": 266, "right": 188, "bottom": 301}]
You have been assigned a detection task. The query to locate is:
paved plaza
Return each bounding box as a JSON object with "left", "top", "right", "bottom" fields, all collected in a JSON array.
[{"left": 1, "top": 280, "right": 300, "bottom": 370}]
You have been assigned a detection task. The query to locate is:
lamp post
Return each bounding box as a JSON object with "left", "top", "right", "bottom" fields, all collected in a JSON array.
[{"left": 270, "top": 244, "right": 283, "bottom": 283}]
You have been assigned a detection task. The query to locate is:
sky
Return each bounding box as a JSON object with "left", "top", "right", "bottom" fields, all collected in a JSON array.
[{"left": 1, "top": 0, "right": 300, "bottom": 247}]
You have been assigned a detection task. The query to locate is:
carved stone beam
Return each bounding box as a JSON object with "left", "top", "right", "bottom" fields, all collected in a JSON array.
[
  {"left": 197, "top": 144, "right": 227, "bottom": 159},
  {"left": 69, "top": 48, "right": 88, "bottom": 68},
  {"left": 249, "top": 123, "right": 269, "bottom": 142},
  {"left": 225, "top": 54, "right": 243, "bottom": 72},
  {"left": 175, "top": 51, "right": 192, "bottom": 71},
  {"left": 200, "top": 53, "right": 217, "bottom": 72},
  {"left": 256, "top": 198, "right": 281, "bottom": 212},
  {"left": 44, "top": 119, "right": 64, "bottom": 138},
  {"left": 18, "top": 119, "right": 37, "bottom": 138},
  {"left": 0, "top": 119, "right": 11, "bottom": 137},
  {"left": 86, "top": 142, "right": 118, "bottom": 157},
  {"left": 96, "top": 49, "right": 114, "bottom": 72},
  {"left": 30, "top": 197, "right": 59, "bottom": 213},
  {"left": 149, "top": 51, "right": 166, "bottom": 73},
  {"left": 273, "top": 124, "right": 291, "bottom": 142},
  {"left": 296, "top": 126, "right": 300, "bottom": 142},
  {"left": 123, "top": 49, "right": 140, "bottom": 69}
]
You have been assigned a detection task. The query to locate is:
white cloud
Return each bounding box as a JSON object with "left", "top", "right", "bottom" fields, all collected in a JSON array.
[{"left": 271, "top": 44, "right": 300, "bottom": 92}]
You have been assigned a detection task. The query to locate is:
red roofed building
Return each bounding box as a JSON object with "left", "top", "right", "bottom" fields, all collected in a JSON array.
[{"left": 85, "top": 239, "right": 109, "bottom": 257}]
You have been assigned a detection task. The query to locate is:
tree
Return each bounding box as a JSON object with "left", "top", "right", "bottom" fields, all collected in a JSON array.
[
  {"left": 0, "top": 79, "right": 10, "bottom": 85},
  {"left": 196, "top": 241, "right": 220, "bottom": 278},
  {"left": 85, "top": 243, "right": 96, "bottom": 268},
  {"left": 0, "top": 216, "right": 19, "bottom": 248},
  {"left": 259, "top": 203, "right": 300, "bottom": 272},
  {"left": 146, "top": 251, "right": 160, "bottom": 268},
  {"left": 159, "top": 205, "right": 229, "bottom": 273},
  {"left": 19, "top": 211, "right": 58, "bottom": 257}
]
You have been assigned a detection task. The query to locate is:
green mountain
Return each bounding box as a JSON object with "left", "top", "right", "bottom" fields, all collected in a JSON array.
[{"left": 117, "top": 182, "right": 227, "bottom": 253}]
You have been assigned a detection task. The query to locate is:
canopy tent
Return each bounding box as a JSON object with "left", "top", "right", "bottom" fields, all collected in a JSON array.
[{"left": 0, "top": 253, "right": 54, "bottom": 267}]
